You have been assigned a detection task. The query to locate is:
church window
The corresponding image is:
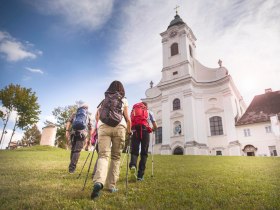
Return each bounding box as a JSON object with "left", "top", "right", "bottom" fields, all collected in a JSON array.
[
  {"left": 173, "top": 121, "right": 182, "bottom": 135},
  {"left": 265, "top": 126, "right": 271, "bottom": 133},
  {"left": 244, "top": 128, "right": 251, "bottom": 137},
  {"left": 189, "top": 45, "right": 193, "bottom": 57},
  {"left": 209, "top": 116, "right": 223, "bottom": 136},
  {"left": 173, "top": 98, "right": 180, "bottom": 110},
  {"left": 155, "top": 127, "right": 162, "bottom": 144},
  {"left": 171, "top": 43, "right": 179, "bottom": 56}
]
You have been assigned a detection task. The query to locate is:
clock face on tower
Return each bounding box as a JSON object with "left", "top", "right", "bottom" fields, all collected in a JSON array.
[{"left": 169, "top": 31, "right": 177, "bottom": 38}]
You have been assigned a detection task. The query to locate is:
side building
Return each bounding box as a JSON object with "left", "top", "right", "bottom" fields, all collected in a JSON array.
[{"left": 236, "top": 89, "right": 280, "bottom": 156}]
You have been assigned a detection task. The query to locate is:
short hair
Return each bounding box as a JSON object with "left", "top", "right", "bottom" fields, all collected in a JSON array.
[
  {"left": 142, "top": 102, "right": 148, "bottom": 107},
  {"left": 107, "top": 80, "right": 125, "bottom": 97}
]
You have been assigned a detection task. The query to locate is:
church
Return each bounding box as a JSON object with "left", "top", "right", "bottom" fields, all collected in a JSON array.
[{"left": 143, "top": 12, "right": 280, "bottom": 156}]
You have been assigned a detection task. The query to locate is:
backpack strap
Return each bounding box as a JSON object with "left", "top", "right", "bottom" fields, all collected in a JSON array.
[{"left": 97, "top": 99, "right": 104, "bottom": 108}]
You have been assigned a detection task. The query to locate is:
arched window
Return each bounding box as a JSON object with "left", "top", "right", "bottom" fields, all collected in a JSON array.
[
  {"left": 173, "top": 98, "right": 180, "bottom": 110},
  {"left": 171, "top": 43, "right": 179, "bottom": 56},
  {"left": 209, "top": 116, "right": 223, "bottom": 136},
  {"left": 155, "top": 127, "right": 162, "bottom": 144}
]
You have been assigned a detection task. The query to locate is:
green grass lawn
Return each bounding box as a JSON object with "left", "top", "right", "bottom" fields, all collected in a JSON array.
[{"left": 0, "top": 146, "right": 279, "bottom": 210}]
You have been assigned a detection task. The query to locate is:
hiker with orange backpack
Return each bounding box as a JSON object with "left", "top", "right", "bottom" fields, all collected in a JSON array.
[{"left": 129, "top": 102, "right": 157, "bottom": 181}]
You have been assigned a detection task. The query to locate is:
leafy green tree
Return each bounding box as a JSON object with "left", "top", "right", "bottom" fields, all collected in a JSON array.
[
  {"left": 0, "top": 84, "right": 41, "bottom": 148},
  {"left": 21, "top": 125, "right": 41, "bottom": 147},
  {"left": 52, "top": 105, "right": 78, "bottom": 149}
]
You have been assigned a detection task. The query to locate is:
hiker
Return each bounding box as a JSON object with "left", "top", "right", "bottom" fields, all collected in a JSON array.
[
  {"left": 91, "top": 80, "right": 131, "bottom": 200},
  {"left": 129, "top": 102, "right": 157, "bottom": 181},
  {"left": 66, "top": 103, "right": 92, "bottom": 174}
]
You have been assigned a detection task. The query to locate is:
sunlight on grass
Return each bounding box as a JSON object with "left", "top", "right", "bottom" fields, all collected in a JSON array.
[{"left": 0, "top": 147, "right": 279, "bottom": 209}]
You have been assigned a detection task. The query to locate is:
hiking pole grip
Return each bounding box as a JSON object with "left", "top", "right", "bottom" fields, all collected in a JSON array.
[{"left": 77, "top": 152, "right": 91, "bottom": 179}]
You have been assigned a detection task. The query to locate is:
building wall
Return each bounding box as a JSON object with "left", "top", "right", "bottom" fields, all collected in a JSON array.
[
  {"left": 237, "top": 123, "right": 279, "bottom": 156},
  {"left": 40, "top": 125, "right": 57, "bottom": 146}
]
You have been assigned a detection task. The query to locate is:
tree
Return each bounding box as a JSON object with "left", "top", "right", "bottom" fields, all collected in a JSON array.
[
  {"left": 21, "top": 125, "right": 41, "bottom": 147},
  {"left": 0, "top": 84, "right": 41, "bottom": 148},
  {"left": 52, "top": 104, "right": 78, "bottom": 149}
]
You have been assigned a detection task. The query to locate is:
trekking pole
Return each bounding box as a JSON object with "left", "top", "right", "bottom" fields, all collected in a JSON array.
[
  {"left": 120, "top": 145, "right": 129, "bottom": 168},
  {"left": 151, "top": 131, "right": 155, "bottom": 178},
  {"left": 125, "top": 134, "right": 132, "bottom": 196},
  {"left": 76, "top": 152, "right": 91, "bottom": 179},
  {"left": 81, "top": 142, "right": 98, "bottom": 191}
]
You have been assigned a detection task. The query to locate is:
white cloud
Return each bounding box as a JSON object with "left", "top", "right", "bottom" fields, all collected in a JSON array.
[
  {"left": 109, "top": 1, "right": 174, "bottom": 84},
  {"left": 0, "top": 129, "right": 23, "bottom": 149},
  {"left": 25, "top": 67, "right": 44, "bottom": 74},
  {"left": 29, "top": 0, "right": 114, "bottom": 31},
  {"left": 0, "top": 31, "right": 42, "bottom": 62},
  {"left": 109, "top": 0, "right": 280, "bottom": 105},
  {"left": 37, "top": 114, "right": 57, "bottom": 130}
]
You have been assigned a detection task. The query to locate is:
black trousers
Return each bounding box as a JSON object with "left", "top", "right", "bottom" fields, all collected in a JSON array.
[
  {"left": 129, "top": 125, "right": 150, "bottom": 178},
  {"left": 69, "top": 133, "right": 85, "bottom": 172}
]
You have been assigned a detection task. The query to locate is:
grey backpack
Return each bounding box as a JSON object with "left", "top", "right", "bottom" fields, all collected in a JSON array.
[{"left": 99, "top": 91, "right": 123, "bottom": 127}]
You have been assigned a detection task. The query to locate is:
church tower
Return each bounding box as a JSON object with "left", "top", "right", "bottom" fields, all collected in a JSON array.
[
  {"left": 143, "top": 10, "right": 246, "bottom": 156},
  {"left": 160, "top": 11, "right": 197, "bottom": 84}
]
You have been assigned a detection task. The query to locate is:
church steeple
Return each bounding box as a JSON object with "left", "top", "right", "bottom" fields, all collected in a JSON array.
[
  {"left": 159, "top": 8, "right": 197, "bottom": 84},
  {"left": 168, "top": 6, "right": 185, "bottom": 29}
]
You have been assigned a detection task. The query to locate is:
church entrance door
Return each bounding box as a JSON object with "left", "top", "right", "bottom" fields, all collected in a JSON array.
[{"left": 173, "top": 147, "right": 184, "bottom": 155}]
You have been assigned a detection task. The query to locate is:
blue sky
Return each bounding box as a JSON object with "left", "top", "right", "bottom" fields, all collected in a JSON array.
[{"left": 1, "top": 0, "right": 280, "bottom": 148}]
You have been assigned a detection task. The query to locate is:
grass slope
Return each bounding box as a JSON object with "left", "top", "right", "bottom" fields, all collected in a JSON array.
[{"left": 0, "top": 146, "right": 279, "bottom": 210}]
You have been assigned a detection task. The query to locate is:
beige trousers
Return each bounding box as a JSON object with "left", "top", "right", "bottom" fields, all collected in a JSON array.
[{"left": 93, "top": 124, "right": 126, "bottom": 189}]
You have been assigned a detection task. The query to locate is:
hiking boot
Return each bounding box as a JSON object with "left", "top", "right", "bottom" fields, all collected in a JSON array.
[
  {"left": 91, "top": 182, "right": 103, "bottom": 200},
  {"left": 130, "top": 166, "right": 137, "bottom": 182},
  {"left": 68, "top": 169, "right": 75, "bottom": 174},
  {"left": 109, "top": 188, "right": 118, "bottom": 193},
  {"left": 137, "top": 177, "right": 144, "bottom": 181}
]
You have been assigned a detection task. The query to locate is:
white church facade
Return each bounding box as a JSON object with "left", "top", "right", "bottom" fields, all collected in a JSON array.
[{"left": 143, "top": 13, "right": 280, "bottom": 156}]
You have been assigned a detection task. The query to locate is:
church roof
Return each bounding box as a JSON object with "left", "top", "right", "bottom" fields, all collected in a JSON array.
[
  {"left": 168, "top": 14, "right": 185, "bottom": 29},
  {"left": 236, "top": 89, "right": 280, "bottom": 126}
]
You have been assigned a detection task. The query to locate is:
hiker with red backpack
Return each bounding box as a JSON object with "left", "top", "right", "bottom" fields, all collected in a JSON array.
[
  {"left": 66, "top": 103, "right": 93, "bottom": 174},
  {"left": 91, "top": 80, "right": 132, "bottom": 200},
  {"left": 129, "top": 102, "right": 157, "bottom": 181}
]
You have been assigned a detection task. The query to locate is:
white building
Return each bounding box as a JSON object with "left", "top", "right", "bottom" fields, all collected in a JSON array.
[
  {"left": 236, "top": 89, "right": 280, "bottom": 156},
  {"left": 144, "top": 13, "right": 280, "bottom": 157},
  {"left": 143, "top": 12, "right": 248, "bottom": 156}
]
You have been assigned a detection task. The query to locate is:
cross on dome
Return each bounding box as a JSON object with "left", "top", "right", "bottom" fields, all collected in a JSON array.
[{"left": 174, "top": 5, "right": 180, "bottom": 15}]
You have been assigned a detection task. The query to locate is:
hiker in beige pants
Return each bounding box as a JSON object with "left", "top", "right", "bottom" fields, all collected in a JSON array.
[
  {"left": 94, "top": 124, "right": 126, "bottom": 189},
  {"left": 91, "top": 80, "right": 131, "bottom": 200}
]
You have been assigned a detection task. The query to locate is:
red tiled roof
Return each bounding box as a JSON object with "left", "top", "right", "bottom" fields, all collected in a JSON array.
[{"left": 236, "top": 90, "right": 280, "bottom": 126}]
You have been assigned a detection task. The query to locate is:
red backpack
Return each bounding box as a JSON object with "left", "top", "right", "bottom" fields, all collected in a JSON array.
[{"left": 131, "top": 102, "right": 149, "bottom": 128}]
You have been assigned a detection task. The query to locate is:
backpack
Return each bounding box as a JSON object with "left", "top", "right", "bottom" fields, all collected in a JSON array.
[
  {"left": 72, "top": 107, "right": 88, "bottom": 130},
  {"left": 99, "top": 91, "right": 123, "bottom": 127},
  {"left": 131, "top": 102, "right": 149, "bottom": 128}
]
